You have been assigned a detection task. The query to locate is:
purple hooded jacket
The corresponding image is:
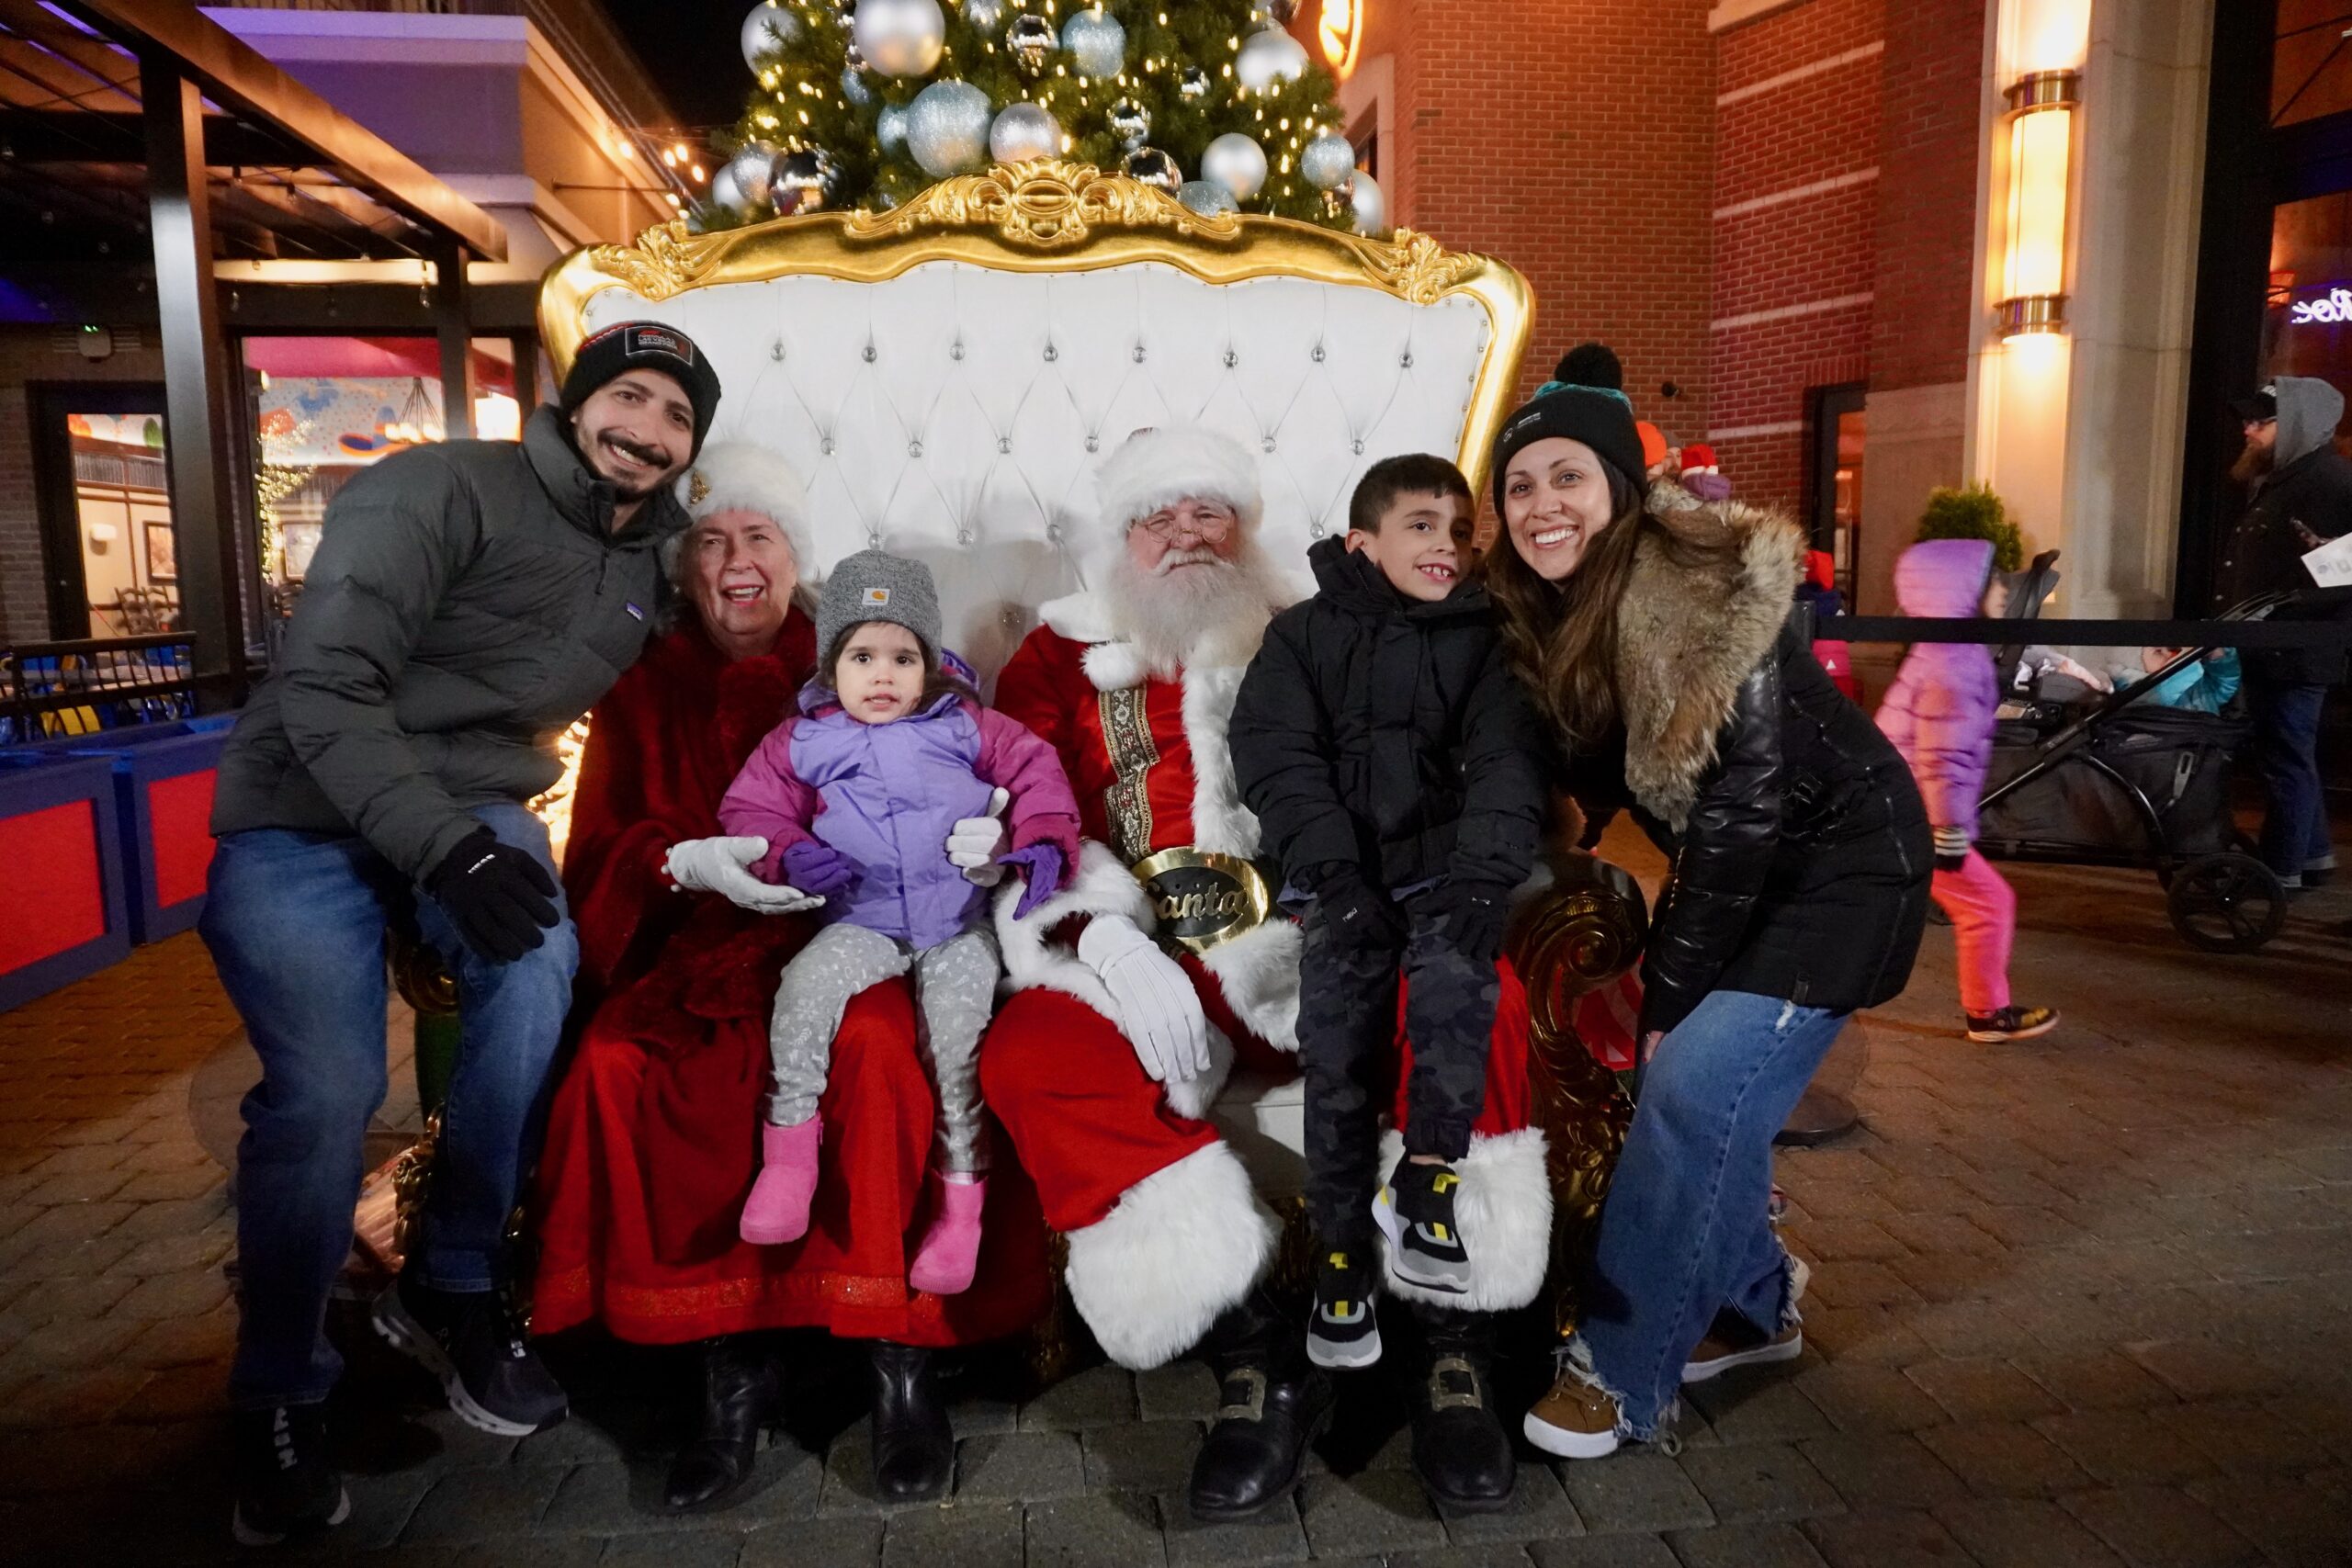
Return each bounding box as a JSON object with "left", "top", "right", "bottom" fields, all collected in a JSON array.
[
  {"left": 1874, "top": 537, "right": 1999, "bottom": 840},
  {"left": 718, "top": 686, "right": 1082, "bottom": 950}
]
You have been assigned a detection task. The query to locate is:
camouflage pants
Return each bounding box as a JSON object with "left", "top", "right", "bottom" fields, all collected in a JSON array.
[{"left": 1297, "top": 889, "right": 1499, "bottom": 1250}]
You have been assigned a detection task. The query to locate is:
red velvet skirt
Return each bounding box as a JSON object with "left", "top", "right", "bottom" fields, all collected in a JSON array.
[{"left": 533, "top": 977, "right": 1052, "bottom": 1347}]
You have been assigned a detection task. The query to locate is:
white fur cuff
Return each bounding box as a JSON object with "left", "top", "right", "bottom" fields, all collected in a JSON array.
[
  {"left": 1063, "top": 1140, "right": 1276, "bottom": 1370},
  {"left": 1374, "top": 1127, "right": 1553, "bottom": 1312}
]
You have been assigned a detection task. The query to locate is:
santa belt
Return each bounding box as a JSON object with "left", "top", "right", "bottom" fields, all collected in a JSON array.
[{"left": 1130, "top": 847, "right": 1279, "bottom": 954}]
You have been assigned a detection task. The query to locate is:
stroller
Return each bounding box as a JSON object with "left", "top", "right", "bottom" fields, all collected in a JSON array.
[{"left": 1973, "top": 554, "right": 2300, "bottom": 953}]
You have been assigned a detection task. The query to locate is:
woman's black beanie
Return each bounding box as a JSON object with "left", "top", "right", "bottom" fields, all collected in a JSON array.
[{"left": 1490, "top": 347, "right": 1648, "bottom": 514}]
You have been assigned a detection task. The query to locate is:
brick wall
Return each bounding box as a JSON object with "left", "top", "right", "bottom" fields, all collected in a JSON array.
[
  {"left": 1388, "top": 0, "right": 1718, "bottom": 437},
  {"left": 1869, "top": 0, "right": 1984, "bottom": 394},
  {"left": 1705, "top": 0, "right": 1886, "bottom": 518},
  {"left": 0, "top": 328, "right": 168, "bottom": 644}
]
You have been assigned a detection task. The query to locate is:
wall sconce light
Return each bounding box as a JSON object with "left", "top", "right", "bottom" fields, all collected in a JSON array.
[
  {"left": 1998, "top": 69, "right": 2079, "bottom": 341},
  {"left": 1318, "top": 0, "right": 1363, "bottom": 82}
]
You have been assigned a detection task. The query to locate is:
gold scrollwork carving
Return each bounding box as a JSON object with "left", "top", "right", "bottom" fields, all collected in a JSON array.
[
  {"left": 582, "top": 219, "right": 735, "bottom": 305},
  {"left": 843, "top": 159, "right": 1242, "bottom": 249}
]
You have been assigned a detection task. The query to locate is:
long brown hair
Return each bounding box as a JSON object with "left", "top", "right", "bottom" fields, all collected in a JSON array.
[{"left": 1478, "top": 459, "right": 1649, "bottom": 749}]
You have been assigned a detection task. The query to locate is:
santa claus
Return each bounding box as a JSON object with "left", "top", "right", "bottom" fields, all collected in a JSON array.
[{"left": 977, "top": 426, "right": 1552, "bottom": 1519}]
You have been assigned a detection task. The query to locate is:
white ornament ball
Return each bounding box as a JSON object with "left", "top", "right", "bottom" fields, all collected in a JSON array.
[
  {"left": 963, "top": 0, "right": 1007, "bottom": 25},
  {"left": 740, "top": 2, "right": 800, "bottom": 70},
  {"left": 907, "top": 78, "right": 992, "bottom": 177},
  {"left": 1348, "top": 169, "right": 1387, "bottom": 235},
  {"left": 709, "top": 163, "right": 746, "bottom": 212},
  {"left": 876, "top": 101, "right": 912, "bottom": 159},
  {"left": 1235, "top": 28, "right": 1308, "bottom": 92},
  {"left": 1302, "top": 131, "right": 1355, "bottom": 191},
  {"left": 989, "top": 101, "right": 1061, "bottom": 164},
  {"left": 1176, "top": 179, "right": 1238, "bottom": 218},
  {"left": 725, "top": 143, "right": 777, "bottom": 207},
  {"left": 853, "top": 0, "right": 945, "bottom": 78},
  {"left": 1201, "top": 132, "right": 1268, "bottom": 201},
  {"left": 1060, "top": 7, "right": 1125, "bottom": 77}
]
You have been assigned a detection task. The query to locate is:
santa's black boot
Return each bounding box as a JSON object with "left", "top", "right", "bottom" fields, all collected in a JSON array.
[
  {"left": 1408, "top": 1304, "right": 1515, "bottom": 1513},
  {"left": 664, "top": 1336, "right": 781, "bottom": 1511},
  {"left": 868, "top": 1340, "right": 954, "bottom": 1502},
  {"left": 1187, "top": 1286, "right": 1333, "bottom": 1521}
]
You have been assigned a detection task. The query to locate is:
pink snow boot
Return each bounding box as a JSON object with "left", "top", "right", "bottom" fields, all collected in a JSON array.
[
  {"left": 907, "top": 1173, "right": 987, "bottom": 1295},
  {"left": 740, "top": 1118, "right": 822, "bottom": 1246}
]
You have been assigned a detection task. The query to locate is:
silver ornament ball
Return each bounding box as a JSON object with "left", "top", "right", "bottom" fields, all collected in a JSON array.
[
  {"left": 1201, "top": 132, "right": 1268, "bottom": 200},
  {"left": 1005, "top": 14, "right": 1055, "bottom": 71},
  {"left": 1179, "top": 65, "right": 1211, "bottom": 99},
  {"left": 1107, "top": 96, "right": 1149, "bottom": 150},
  {"left": 773, "top": 146, "right": 838, "bottom": 214},
  {"left": 725, "top": 143, "right": 778, "bottom": 207},
  {"left": 709, "top": 163, "right": 746, "bottom": 212},
  {"left": 1124, "top": 146, "right": 1180, "bottom": 192},
  {"left": 853, "top": 0, "right": 944, "bottom": 77},
  {"left": 962, "top": 0, "right": 1006, "bottom": 26},
  {"left": 1175, "top": 179, "right": 1238, "bottom": 218},
  {"left": 1301, "top": 131, "right": 1356, "bottom": 191},
  {"left": 876, "top": 101, "right": 912, "bottom": 158},
  {"left": 842, "top": 63, "right": 875, "bottom": 105},
  {"left": 989, "top": 101, "right": 1061, "bottom": 163},
  {"left": 906, "top": 78, "right": 992, "bottom": 177},
  {"left": 1250, "top": 0, "right": 1296, "bottom": 25},
  {"left": 740, "top": 2, "right": 800, "bottom": 71},
  {"left": 1059, "top": 7, "right": 1125, "bottom": 77},
  {"left": 1235, "top": 28, "right": 1308, "bottom": 92},
  {"left": 1348, "top": 169, "right": 1387, "bottom": 236}
]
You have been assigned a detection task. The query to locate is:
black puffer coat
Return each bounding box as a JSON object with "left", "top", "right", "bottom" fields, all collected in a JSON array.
[
  {"left": 1565, "top": 491, "right": 1931, "bottom": 1039},
  {"left": 1232, "top": 536, "right": 1544, "bottom": 893},
  {"left": 2213, "top": 376, "right": 2352, "bottom": 685}
]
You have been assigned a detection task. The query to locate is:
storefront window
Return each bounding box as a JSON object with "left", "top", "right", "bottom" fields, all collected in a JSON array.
[
  {"left": 2264, "top": 189, "right": 2352, "bottom": 430},
  {"left": 65, "top": 412, "right": 175, "bottom": 638},
  {"left": 2274, "top": 3, "right": 2352, "bottom": 129}
]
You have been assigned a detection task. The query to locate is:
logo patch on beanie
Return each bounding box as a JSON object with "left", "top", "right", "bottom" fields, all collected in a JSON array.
[
  {"left": 623, "top": 323, "right": 693, "bottom": 363},
  {"left": 862, "top": 587, "right": 892, "bottom": 607}
]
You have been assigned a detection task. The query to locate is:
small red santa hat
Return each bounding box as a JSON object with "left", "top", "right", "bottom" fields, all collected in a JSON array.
[
  {"left": 1680, "top": 442, "right": 1719, "bottom": 474},
  {"left": 1093, "top": 424, "right": 1265, "bottom": 543}
]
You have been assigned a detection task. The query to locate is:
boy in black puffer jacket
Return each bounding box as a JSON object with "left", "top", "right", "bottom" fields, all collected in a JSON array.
[{"left": 1232, "top": 455, "right": 1544, "bottom": 1372}]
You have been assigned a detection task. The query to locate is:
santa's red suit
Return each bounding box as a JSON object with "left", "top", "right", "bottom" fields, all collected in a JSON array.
[{"left": 978, "top": 529, "right": 1552, "bottom": 1375}]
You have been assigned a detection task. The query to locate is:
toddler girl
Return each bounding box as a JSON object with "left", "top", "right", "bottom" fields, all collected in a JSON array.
[
  {"left": 718, "top": 551, "right": 1080, "bottom": 1292},
  {"left": 1876, "top": 538, "right": 2060, "bottom": 1043}
]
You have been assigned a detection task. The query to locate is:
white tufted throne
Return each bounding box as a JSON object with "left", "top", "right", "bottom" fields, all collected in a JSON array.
[{"left": 538, "top": 161, "right": 1539, "bottom": 1205}]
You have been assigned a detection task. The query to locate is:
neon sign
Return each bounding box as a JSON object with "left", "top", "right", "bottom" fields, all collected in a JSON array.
[{"left": 2290, "top": 286, "right": 2352, "bottom": 324}]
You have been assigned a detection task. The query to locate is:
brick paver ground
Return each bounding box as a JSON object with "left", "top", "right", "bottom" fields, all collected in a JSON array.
[{"left": 2, "top": 824, "right": 2348, "bottom": 1567}]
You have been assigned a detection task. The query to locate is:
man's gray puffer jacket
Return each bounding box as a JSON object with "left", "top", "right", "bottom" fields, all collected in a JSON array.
[{"left": 210, "top": 405, "right": 687, "bottom": 882}]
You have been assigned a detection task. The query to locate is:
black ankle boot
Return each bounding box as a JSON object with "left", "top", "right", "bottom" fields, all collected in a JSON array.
[
  {"left": 1408, "top": 1305, "right": 1514, "bottom": 1513},
  {"left": 664, "top": 1336, "right": 781, "bottom": 1511},
  {"left": 868, "top": 1340, "right": 953, "bottom": 1502},
  {"left": 1187, "top": 1287, "right": 1332, "bottom": 1522}
]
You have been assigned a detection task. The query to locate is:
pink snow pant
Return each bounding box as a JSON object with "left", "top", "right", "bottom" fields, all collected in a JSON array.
[{"left": 1932, "top": 848, "right": 2015, "bottom": 1016}]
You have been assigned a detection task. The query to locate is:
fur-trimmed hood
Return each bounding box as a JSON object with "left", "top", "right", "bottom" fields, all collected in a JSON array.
[{"left": 1617, "top": 483, "right": 1806, "bottom": 829}]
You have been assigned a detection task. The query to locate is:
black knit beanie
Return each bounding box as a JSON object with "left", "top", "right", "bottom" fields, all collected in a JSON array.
[
  {"left": 1489, "top": 348, "right": 1647, "bottom": 513},
  {"left": 561, "top": 321, "right": 724, "bottom": 455}
]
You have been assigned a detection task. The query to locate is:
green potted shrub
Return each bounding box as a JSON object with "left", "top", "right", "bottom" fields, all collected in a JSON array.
[{"left": 1915, "top": 482, "right": 2024, "bottom": 571}]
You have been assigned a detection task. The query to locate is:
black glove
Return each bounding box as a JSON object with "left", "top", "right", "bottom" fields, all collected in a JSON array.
[
  {"left": 426, "top": 829, "right": 560, "bottom": 963},
  {"left": 1309, "top": 863, "right": 1406, "bottom": 953},
  {"left": 1437, "top": 878, "right": 1515, "bottom": 964}
]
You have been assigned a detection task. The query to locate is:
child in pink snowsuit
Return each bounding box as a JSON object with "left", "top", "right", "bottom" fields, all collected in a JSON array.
[
  {"left": 1875, "top": 537, "right": 2059, "bottom": 1043},
  {"left": 718, "top": 551, "right": 1081, "bottom": 1292}
]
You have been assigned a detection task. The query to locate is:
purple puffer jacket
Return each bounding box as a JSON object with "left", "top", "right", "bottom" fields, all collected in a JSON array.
[
  {"left": 718, "top": 686, "right": 1081, "bottom": 950},
  {"left": 1874, "top": 537, "right": 1998, "bottom": 840}
]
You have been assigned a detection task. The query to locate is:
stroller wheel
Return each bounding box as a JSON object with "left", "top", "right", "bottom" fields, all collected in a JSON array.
[{"left": 2167, "top": 852, "right": 2287, "bottom": 953}]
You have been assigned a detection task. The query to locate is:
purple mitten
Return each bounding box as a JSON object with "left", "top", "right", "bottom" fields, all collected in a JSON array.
[
  {"left": 782, "top": 840, "right": 856, "bottom": 897},
  {"left": 1000, "top": 843, "right": 1066, "bottom": 920}
]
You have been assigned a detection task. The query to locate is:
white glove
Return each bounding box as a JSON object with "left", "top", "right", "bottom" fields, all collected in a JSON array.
[
  {"left": 947, "top": 787, "right": 1012, "bottom": 887},
  {"left": 663, "top": 836, "right": 823, "bottom": 916},
  {"left": 1078, "top": 914, "right": 1211, "bottom": 1083}
]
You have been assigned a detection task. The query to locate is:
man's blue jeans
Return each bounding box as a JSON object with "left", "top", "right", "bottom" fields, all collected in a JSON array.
[
  {"left": 1571, "top": 990, "right": 1848, "bottom": 1438},
  {"left": 199, "top": 802, "right": 577, "bottom": 1410},
  {"left": 2244, "top": 677, "right": 2332, "bottom": 878}
]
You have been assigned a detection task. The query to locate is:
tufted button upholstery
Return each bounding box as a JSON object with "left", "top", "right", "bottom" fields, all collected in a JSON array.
[{"left": 582, "top": 259, "right": 1495, "bottom": 680}]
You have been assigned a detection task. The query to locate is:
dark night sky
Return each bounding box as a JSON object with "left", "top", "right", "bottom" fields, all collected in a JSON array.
[{"left": 605, "top": 0, "right": 751, "bottom": 131}]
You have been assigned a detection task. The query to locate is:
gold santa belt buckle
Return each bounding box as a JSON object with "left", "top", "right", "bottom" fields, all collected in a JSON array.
[{"left": 1130, "top": 849, "right": 1276, "bottom": 953}]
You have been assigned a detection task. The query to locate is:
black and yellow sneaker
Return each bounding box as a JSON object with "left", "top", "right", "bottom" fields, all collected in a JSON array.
[
  {"left": 1306, "top": 1249, "right": 1382, "bottom": 1370},
  {"left": 1964, "top": 1004, "right": 2059, "bottom": 1043},
  {"left": 1374, "top": 1161, "right": 1471, "bottom": 1294}
]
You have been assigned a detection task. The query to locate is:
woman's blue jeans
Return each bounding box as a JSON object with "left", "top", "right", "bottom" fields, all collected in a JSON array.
[
  {"left": 199, "top": 803, "right": 577, "bottom": 1410},
  {"left": 1572, "top": 990, "right": 1848, "bottom": 1438}
]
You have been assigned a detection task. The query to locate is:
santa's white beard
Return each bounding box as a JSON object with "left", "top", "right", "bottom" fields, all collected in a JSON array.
[{"left": 1102, "top": 541, "right": 1280, "bottom": 675}]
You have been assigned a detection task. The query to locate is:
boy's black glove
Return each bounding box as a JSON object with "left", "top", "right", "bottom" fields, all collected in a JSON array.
[
  {"left": 1309, "top": 863, "right": 1406, "bottom": 953},
  {"left": 1437, "top": 878, "right": 1515, "bottom": 964},
  {"left": 426, "top": 829, "right": 560, "bottom": 963}
]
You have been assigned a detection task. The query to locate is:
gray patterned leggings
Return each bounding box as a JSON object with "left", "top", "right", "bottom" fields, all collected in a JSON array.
[{"left": 766, "top": 920, "right": 1000, "bottom": 1175}]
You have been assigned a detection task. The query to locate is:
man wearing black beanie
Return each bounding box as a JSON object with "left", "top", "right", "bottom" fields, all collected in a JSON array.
[{"left": 202, "top": 321, "right": 718, "bottom": 1546}]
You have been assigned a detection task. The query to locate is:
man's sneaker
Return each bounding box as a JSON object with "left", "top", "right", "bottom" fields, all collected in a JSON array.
[
  {"left": 1682, "top": 1320, "right": 1803, "bottom": 1384},
  {"left": 1522, "top": 1365, "right": 1622, "bottom": 1461},
  {"left": 232, "top": 1404, "right": 350, "bottom": 1546},
  {"left": 1964, "top": 1005, "right": 2060, "bottom": 1043},
  {"left": 372, "top": 1274, "right": 569, "bottom": 1437},
  {"left": 1374, "top": 1161, "right": 1471, "bottom": 1294},
  {"left": 1306, "top": 1250, "right": 1382, "bottom": 1370}
]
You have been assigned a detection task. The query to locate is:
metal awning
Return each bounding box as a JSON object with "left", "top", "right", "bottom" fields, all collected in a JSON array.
[{"left": 0, "top": 0, "right": 506, "bottom": 265}]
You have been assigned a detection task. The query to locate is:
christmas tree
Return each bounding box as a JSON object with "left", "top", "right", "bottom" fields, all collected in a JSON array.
[{"left": 711, "top": 0, "right": 1375, "bottom": 231}]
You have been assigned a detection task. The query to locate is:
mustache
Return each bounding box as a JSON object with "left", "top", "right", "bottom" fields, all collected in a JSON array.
[{"left": 600, "top": 431, "right": 669, "bottom": 467}]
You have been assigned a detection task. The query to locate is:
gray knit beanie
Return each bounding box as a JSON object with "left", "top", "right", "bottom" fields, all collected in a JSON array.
[{"left": 817, "top": 549, "right": 943, "bottom": 664}]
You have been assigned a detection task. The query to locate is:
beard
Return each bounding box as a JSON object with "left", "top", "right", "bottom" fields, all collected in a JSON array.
[
  {"left": 1102, "top": 539, "right": 1282, "bottom": 675},
  {"left": 2231, "top": 439, "right": 2275, "bottom": 487}
]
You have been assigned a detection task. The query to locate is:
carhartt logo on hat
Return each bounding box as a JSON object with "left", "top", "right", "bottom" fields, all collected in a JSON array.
[{"left": 863, "top": 587, "right": 892, "bottom": 606}]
